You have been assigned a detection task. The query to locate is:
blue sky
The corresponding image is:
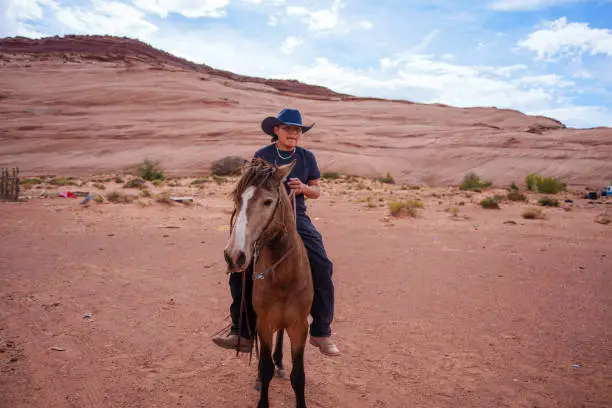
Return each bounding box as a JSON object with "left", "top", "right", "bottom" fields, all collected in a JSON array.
[{"left": 1, "top": 0, "right": 611, "bottom": 128}]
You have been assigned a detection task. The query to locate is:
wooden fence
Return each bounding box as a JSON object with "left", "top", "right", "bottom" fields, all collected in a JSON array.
[{"left": 0, "top": 167, "right": 20, "bottom": 201}]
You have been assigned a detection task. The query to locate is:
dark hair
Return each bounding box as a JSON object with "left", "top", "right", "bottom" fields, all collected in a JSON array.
[{"left": 271, "top": 132, "right": 278, "bottom": 142}]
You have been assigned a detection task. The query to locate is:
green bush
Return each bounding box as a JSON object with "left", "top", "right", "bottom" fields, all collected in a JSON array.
[
  {"left": 538, "top": 197, "right": 559, "bottom": 207},
  {"left": 138, "top": 159, "right": 165, "bottom": 181},
  {"left": 378, "top": 172, "right": 395, "bottom": 184},
  {"left": 526, "top": 173, "right": 565, "bottom": 194},
  {"left": 460, "top": 172, "right": 492, "bottom": 191},
  {"left": 480, "top": 196, "right": 500, "bottom": 209}
]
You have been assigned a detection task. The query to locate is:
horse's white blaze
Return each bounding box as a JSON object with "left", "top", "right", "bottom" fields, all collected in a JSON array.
[{"left": 235, "top": 186, "right": 256, "bottom": 252}]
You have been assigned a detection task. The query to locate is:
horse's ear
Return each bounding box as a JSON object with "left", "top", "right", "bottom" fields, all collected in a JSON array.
[{"left": 276, "top": 160, "right": 296, "bottom": 183}]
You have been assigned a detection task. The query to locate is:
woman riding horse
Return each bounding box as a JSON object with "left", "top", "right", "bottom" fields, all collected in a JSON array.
[{"left": 213, "top": 108, "right": 340, "bottom": 357}]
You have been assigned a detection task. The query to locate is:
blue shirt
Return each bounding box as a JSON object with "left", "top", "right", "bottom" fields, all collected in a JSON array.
[{"left": 254, "top": 144, "right": 321, "bottom": 216}]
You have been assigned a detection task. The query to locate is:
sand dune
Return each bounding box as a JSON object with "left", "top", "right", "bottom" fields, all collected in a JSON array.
[{"left": 1, "top": 35, "right": 610, "bottom": 187}]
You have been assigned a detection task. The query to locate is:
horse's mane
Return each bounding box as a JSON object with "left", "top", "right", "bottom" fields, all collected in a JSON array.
[{"left": 229, "top": 158, "right": 277, "bottom": 205}]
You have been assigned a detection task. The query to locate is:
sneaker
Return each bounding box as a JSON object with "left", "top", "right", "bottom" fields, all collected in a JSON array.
[
  {"left": 309, "top": 336, "right": 340, "bottom": 357},
  {"left": 212, "top": 333, "right": 253, "bottom": 353}
]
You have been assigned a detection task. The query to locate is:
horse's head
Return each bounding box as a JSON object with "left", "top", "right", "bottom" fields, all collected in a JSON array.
[{"left": 224, "top": 158, "right": 296, "bottom": 272}]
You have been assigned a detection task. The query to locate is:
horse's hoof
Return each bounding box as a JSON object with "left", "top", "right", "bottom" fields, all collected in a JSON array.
[
  {"left": 254, "top": 379, "right": 262, "bottom": 391},
  {"left": 276, "top": 368, "right": 289, "bottom": 380}
]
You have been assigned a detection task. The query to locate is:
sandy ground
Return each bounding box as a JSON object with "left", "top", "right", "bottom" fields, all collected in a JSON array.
[{"left": 1, "top": 178, "right": 611, "bottom": 408}]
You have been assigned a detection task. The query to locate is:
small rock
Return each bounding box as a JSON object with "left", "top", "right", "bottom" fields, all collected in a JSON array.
[{"left": 51, "top": 347, "right": 66, "bottom": 351}]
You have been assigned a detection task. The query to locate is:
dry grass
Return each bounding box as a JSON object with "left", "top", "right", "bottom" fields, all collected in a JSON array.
[
  {"left": 507, "top": 190, "right": 527, "bottom": 202},
  {"left": 522, "top": 207, "right": 546, "bottom": 220},
  {"left": 155, "top": 189, "right": 174, "bottom": 205},
  {"left": 388, "top": 199, "right": 424, "bottom": 217},
  {"left": 480, "top": 196, "right": 500, "bottom": 209},
  {"left": 106, "top": 190, "right": 135, "bottom": 204},
  {"left": 595, "top": 213, "right": 611, "bottom": 225},
  {"left": 539, "top": 197, "right": 559, "bottom": 207}
]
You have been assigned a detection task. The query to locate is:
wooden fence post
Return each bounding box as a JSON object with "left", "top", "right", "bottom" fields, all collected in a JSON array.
[{"left": 15, "top": 167, "right": 20, "bottom": 201}]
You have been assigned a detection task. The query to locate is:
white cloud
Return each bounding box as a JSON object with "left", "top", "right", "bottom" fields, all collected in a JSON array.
[
  {"left": 357, "top": 20, "right": 373, "bottom": 30},
  {"left": 516, "top": 74, "right": 574, "bottom": 87},
  {"left": 286, "top": 0, "right": 343, "bottom": 31},
  {"left": 412, "top": 29, "right": 439, "bottom": 53},
  {"left": 518, "top": 17, "right": 612, "bottom": 60},
  {"left": 131, "top": 0, "right": 230, "bottom": 18},
  {"left": 0, "top": 0, "right": 47, "bottom": 37},
  {"left": 280, "top": 35, "right": 303, "bottom": 54},
  {"left": 277, "top": 52, "right": 612, "bottom": 127},
  {"left": 49, "top": 0, "right": 158, "bottom": 38},
  {"left": 529, "top": 106, "right": 611, "bottom": 128},
  {"left": 489, "top": 0, "right": 584, "bottom": 11}
]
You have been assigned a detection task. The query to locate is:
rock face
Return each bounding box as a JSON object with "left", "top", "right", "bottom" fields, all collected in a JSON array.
[
  {"left": 0, "top": 35, "right": 349, "bottom": 99},
  {"left": 0, "top": 35, "right": 610, "bottom": 187}
]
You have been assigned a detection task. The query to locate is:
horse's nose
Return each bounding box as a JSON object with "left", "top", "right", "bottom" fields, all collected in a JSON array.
[
  {"left": 224, "top": 248, "right": 246, "bottom": 270},
  {"left": 235, "top": 251, "right": 246, "bottom": 269}
]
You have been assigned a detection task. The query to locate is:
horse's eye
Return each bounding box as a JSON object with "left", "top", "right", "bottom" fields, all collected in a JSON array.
[{"left": 263, "top": 199, "right": 273, "bottom": 207}]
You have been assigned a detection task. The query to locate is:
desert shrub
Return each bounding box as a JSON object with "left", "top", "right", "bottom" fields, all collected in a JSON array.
[
  {"left": 140, "top": 188, "right": 152, "bottom": 197},
  {"left": 460, "top": 172, "right": 492, "bottom": 191},
  {"left": 594, "top": 214, "right": 611, "bottom": 225},
  {"left": 155, "top": 189, "right": 174, "bottom": 205},
  {"left": 510, "top": 182, "right": 519, "bottom": 191},
  {"left": 538, "top": 197, "right": 559, "bottom": 207},
  {"left": 138, "top": 159, "right": 165, "bottom": 181},
  {"left": 93, "top": 182, "right": 106, "bottom": 190},
  {"left": 114, "top": 176, "right": 125, "bottom": 184},
  {"left": 507, "top": 190, "right": 527, "bottom": 202},
  {"left": 378, "top": 172, "right": 395, "bottom": 184},
  {"left": 123, "top": 178, "right": 146, "bottom": 189},
  {"left": 538, "top": 177, "right": 566, "bottom": 194},
  {"left": 191, "top": 178, "right": 211, "bottom": 186},
  {"left": 106, "top": 190, "right": 135, "bottom": 204},
  {"left": 152, "top": 179, "right": 164, "bottom": 187},
  {"left": 212, "top": 175, "right": 226, "bottom": 185},
  {"left": 522, "top": 207, "right": 545, "bottom": 220},
  {"left": 480, "top": 196, "right": 500, "bottom": 209},
  {"left": 322, "top": 172, "right": 341, "bottom": 180},
  {"left": 526, "top": 173, "right": 565, "bottom": 194},
  {"left": 447, "top": 206, "right": 460, "bottom": 217},
  {"left": 388, "top": 199, "right": 424, "bottom": 217},
  {"left": 49, "top": 177, "right": 77, "bottom": 186},
  {"left": 21, "top": 178, "right": 42, "bottom": 185}
]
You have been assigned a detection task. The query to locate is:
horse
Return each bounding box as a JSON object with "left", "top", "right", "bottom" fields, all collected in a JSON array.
[{"left": 223, "top": 158, "right": 314, "bottom": 408}]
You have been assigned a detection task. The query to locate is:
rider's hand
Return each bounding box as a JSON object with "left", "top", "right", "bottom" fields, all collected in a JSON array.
[{"left": 288, "top": 178, "right": 306, "bottom": 195}]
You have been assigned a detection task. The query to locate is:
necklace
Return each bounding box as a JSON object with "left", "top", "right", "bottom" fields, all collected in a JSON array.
[{"left": 275, "top": 143, "right": 296, "bottom": 160}]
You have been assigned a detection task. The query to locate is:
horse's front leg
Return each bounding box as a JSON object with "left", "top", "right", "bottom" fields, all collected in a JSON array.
[
  {"left": 257, "top": 329, "right": 275, "bottom": 408},
  {"left": 287, "top": 320, "right": 309, "bottom": 408},
  {"left": 273, "top": 330, "right": 289, "bottom": 380}
]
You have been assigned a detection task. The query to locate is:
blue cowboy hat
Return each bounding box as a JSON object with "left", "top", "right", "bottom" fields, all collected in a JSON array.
[{"left": 261, "top": 108, "right": 314, "bottom": 137}]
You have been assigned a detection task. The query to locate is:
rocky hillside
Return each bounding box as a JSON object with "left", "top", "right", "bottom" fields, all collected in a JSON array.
[{"left": 1, "top": 35, "right": 610, "bottom": 188}]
